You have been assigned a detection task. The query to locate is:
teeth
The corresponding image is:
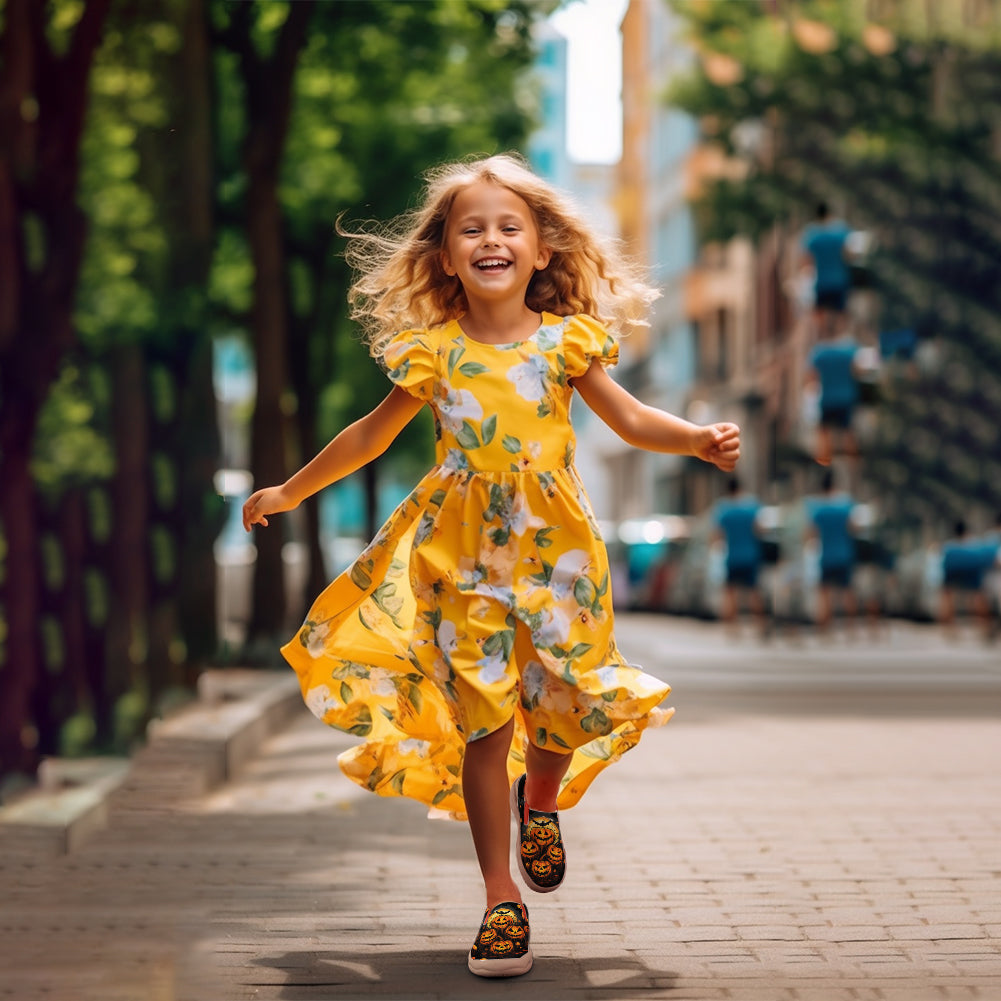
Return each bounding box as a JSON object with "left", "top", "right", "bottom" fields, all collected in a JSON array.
[{"left": 476, "top": 259, "right": 509, "bottom": 269}]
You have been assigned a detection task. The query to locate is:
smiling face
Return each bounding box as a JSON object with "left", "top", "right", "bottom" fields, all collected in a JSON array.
[{"left": 440, "top": 181, "right": 551, "bottom": 309}]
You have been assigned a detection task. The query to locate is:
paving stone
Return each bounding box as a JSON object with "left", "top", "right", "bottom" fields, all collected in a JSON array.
[{"left": 2, "top": 622, "right": 1001, "bottom": 1000}]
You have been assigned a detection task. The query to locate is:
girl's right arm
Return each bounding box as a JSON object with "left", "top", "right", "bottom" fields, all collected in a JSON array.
[{"left": 242, "top": 386, "right": 424, "bottom": 530}]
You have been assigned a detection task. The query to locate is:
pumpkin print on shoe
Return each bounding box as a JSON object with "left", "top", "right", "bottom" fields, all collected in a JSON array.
[
  {"left": 510, "top": 774, "right": 566, "bottom": 892},
  {"left": 467, "top": 901, "right": 533, "bottom": 978}
]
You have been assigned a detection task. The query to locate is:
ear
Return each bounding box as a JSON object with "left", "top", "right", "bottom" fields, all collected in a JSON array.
[
  {"left": 441, "top": 251, "right": 456, "bottom": 277},
  {"left": 535, "top": 246, "right": 552, "bottom": 271}
]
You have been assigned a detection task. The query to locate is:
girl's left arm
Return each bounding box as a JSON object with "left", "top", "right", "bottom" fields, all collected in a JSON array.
[{"left": 572, "top": 360, "right": 741, "bottom": 471}]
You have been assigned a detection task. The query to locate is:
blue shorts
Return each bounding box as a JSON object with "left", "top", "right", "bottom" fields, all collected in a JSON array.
[
  {"left": 726, "top": 564, "right": 760, "bottom": 588},
  {"left": 944, "top": 569, "right": 984, "bottom": 591},
  {"left": 815, "top": 287, "right": 847, "bottom": 311},
  {"left": 820, "top": 564, "right": 853, "bottom": 588},
  {"left": 820, "top": 405, "right": 854, "bottom": 429}
]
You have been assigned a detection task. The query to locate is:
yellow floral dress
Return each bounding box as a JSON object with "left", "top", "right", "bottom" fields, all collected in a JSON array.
[{"left": 281, "top": 313, "right": 673, "bottom": 820}]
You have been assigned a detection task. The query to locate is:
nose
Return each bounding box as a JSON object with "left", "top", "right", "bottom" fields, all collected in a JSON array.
[{"left": 481, "top": 227, "right": 501, "bottom": 246}]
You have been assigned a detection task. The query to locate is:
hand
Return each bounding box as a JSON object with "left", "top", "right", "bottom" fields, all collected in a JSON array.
[
  {"left": 242, "top": 485, "right": 297, "bottom": 531},
  {"left": 694, "top": 422, "right": 741, "bottom": 472}
]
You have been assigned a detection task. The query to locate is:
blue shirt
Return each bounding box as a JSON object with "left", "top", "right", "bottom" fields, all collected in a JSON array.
[
  {"left": 715, "top": 496, "right": 763, "bottom": 569},
  {"left": 943, "top": 539, "right": 999, "bottom": 576},
  {"left": 803, "top": 219, "right": 852, "bottom": 292},
  {"left": 807, "top": 494, "right": 855, "bottom": 569},
  {"left": 810, "top": 340, "right": 859, "bottom": 409}
]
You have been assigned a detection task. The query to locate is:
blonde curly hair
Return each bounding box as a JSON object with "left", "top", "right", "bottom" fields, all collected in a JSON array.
[{"left": 342, "top": 153, "right": 659, "bottom": 358}]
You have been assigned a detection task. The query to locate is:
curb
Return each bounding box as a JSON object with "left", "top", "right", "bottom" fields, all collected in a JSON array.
[{"left": 0, "top": 668, "right": 303, "bottom": 856}]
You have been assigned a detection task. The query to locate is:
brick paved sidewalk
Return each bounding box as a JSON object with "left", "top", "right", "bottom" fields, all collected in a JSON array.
[{"left": 2, "top": 626, "right": 1000, "bottom": 1000}]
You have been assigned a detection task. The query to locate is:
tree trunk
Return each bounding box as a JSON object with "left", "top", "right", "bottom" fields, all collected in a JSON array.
[
  {"left": 105, "top": 343, "right": 150, "bottom": 727},
  {"left": 0, "top": 442, "right": 42, "bottom": 775},
  {"left": 0, "top": 0, "right": 113, "bottom": 777},
  {"left": 247, "top": 167, "right": 292, "bottom": 640},
  {"left": 230, "top": 0, "right": 316, "bottom": 645},
  {"left": 170, "top": 0, "right": 221, "bottom": 670}
]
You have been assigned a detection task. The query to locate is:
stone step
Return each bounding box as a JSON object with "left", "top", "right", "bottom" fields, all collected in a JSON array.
[{"left": 0, "top": 668, "right": 303, "bottom": 856}]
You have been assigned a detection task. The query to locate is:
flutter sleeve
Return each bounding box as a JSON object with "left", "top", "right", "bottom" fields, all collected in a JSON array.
[
  {"left": 562, "top": 314, "right": 620, "bottom": 379},
  {"left": 380, "top": 329, "right": 438, "bottom": 402}
]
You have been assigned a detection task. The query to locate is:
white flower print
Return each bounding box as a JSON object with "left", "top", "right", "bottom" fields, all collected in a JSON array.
[
  {"left": 368, "top": 667, "right": 398, "bottom": 697},
  {"left": 595, "top": 665, "right": 622, "bottom": 689},
  {"left": 436, "top": 618, "right": 459, "bottom": 667},
  {"left": 521, "top": 661, "right": 547, "bottom": 703},
  {"left": 397, "top": 738, "right": 431, "bottom": 757},
  {"left": 457, "top": 558, "right": 487, "bottom": 592},
  {"left": 305, "top": 684, "right": 340, "bottom": 719},
  {"left": 534, "top": 322, "right": 563, "bottom": 352},
  {"left": 477, "top": 650, "right": 509, "bottom": 685},
  {"left": 521, "top": 660, "right": 574, "bottom": 713},
  {"left": 533, "top": 600, "right": 576, "bottom": 648},
  {"left": 504, "top": 489, "right": 546, "bottom": 539},
  {"left": 438, "top": 384, "right": 482, "bottom": 432},
  {"left": 550, "top": 549, "right": 593, "bottom": 598},
  {"left": 442, "top": 448, "right": 469, "bottom": 472},
  {"left": 303, "top": 620, "right": 330, "bottom": 658},
  {"left": 507, "top": 354, "right": 549, "bottom": 402}
]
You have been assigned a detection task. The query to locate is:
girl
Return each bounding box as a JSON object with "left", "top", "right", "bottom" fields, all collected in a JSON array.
[{"left": 242, "top": 153, "right": 740, "bottom": 978}]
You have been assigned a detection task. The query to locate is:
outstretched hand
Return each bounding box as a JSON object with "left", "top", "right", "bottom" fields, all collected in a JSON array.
[
  {"left": 693, "top": 422, "right": 741, "bottom": 472},
  {"left": 242, "top": 485, "right": 296, "bottom": 532}
]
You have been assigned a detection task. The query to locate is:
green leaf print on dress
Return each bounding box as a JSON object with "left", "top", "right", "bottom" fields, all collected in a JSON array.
[
  {"left": 282, "top": 315, "right": 674, "bottom": 821},
  {"left": 371, "top": 581, "right": 405, "bottom": 629},
  {"left": 481, "top": 413, "right": 497, "bottom": 445},
  {"left": 455, "top": 421, "right": 480, "bottom": 450}
]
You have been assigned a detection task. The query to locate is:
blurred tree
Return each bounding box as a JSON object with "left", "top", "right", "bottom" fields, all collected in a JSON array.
[
  {"left": 68, "top": 0, "right": 221, "bottom": 750},
  {"left": 284, "top": 0, "right": 545, "bottom": 601},
  {"left": 212, "top": 0, "right": 316, "bottom": 647},
  {"left": 0, "top": 0, "right": 113, "bottom": 777},
  {"left": 211, "top": 0, "right": 551, "bottom": 646},
  {"left": 1, "top": 0, "right": 224, "bottom": 776},
  {"left": 669, "top": 0, "right": 1001, "bottom": 540}
]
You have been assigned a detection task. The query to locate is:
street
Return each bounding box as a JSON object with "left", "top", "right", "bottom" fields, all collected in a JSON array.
[{"left": 1, "top": 614, "right": 999, "bottom": 1001}]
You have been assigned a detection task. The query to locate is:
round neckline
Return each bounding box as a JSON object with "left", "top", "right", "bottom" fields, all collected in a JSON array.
[{"left": 453, "top": 312, "right": 559, "bottom": 348}]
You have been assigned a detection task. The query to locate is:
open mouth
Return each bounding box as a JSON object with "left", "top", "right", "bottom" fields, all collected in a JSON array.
[{"left": 475, "top": 258, "right": 512, "bottom": 272}]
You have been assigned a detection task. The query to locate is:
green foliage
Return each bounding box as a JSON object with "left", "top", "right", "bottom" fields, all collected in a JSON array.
[
  {"left": 60, "top": 712, "right": 98, "bottom": 758},
  {"left": 32, "top": 363, "right": 115, "bottom": 498},
  {"left": 75, "top": 12, "right": 173, "bottom": 350},
  {"left": 207, "top": 0, "right": 553, "bottom": 465},
  {"left": 670, "top": 0, "right": 1001, "bottom": 532}
]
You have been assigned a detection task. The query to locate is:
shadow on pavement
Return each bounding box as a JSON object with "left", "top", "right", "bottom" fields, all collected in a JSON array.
[{"left": 252, "top": 948, "right": 677, "bottom": 999}]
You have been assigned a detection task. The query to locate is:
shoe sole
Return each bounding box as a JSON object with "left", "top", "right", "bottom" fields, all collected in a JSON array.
[
  {"left": 467, "top": 948, "right": 534, "bottom": 977},
  {"left": 510, "top": 777, "right": 564, "bottom": 894}
]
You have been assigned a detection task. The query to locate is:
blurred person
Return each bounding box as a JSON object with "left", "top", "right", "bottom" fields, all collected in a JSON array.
[
  {"left": 801, "top": 201, "right": 853, "bottom": 341},
  {"left": 982, "top": 513, "right": 1001, "bottom": 641},
  {"left": 939, "top": 519, "right": 995, "bottom": 641},
  {"left": 712, "top": 476, "right": 767, "bottom": 638},
  {"left": 241, "top": 153, "right": 741, "bottom": 979},
  {"left": 805, "top": 468, "right": 858, "bottom": 634},
  {"left": 770, "top": 468, "right": 813, "bottom": 639},
  {"left": 852, "top": 500, "right": 896, "bottom": 641},
  {"left": 806, "top": 327, "right": 862, "bottom": 468}
]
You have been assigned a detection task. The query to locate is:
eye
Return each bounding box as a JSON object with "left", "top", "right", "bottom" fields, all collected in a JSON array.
[{"left": 461, "top": 227, "right": 481, "bottom": 236}]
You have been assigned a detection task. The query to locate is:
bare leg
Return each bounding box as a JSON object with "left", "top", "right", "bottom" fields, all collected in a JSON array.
[
  {"left": 462, "top": 717, "right": 521, "bottom": 909},
  {"left": 816, "top": 583, "right": 832, "bottom": 632},
  {"left": 940, "top": 587, "right": 956, "bottom": 638},
  {"left": 524, "top": 741, "right": 572, "bottom": 813},
  {"left": 816, "top": 425, "right": 833, "bottom": 466}
]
